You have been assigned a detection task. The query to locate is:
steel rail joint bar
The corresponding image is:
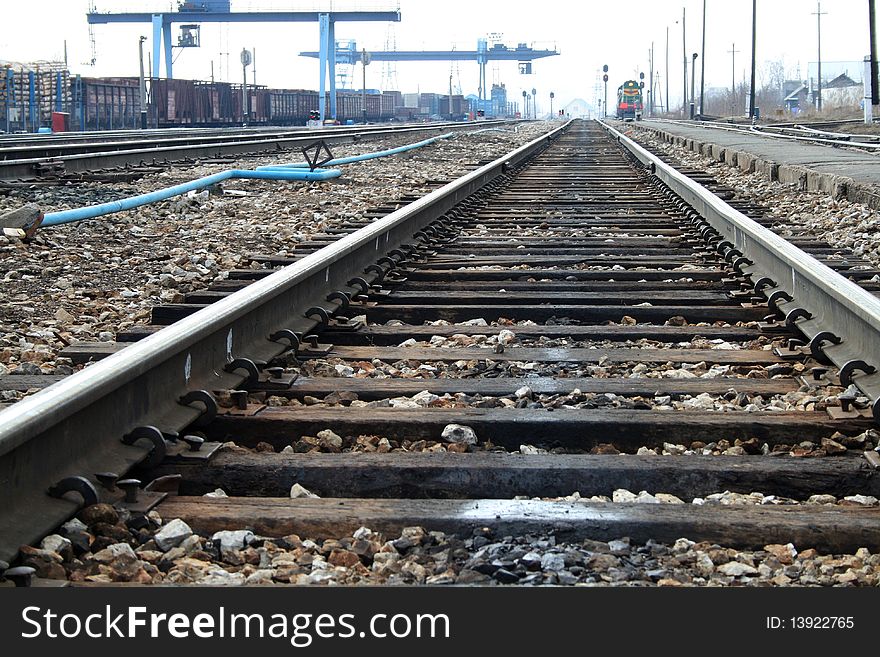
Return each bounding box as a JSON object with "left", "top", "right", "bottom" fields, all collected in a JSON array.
[
  {"left": 600, "top": 120, "right": 880, "bottom": 405},
  {"left": 0, "top": 120, "right": 570, "bottom": 562}
]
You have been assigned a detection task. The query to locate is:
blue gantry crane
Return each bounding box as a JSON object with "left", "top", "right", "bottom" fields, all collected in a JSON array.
[
  {"left": 85, "top": 0, "right": 400, "bottom": 122},
  {"left": 300, "top": 39, "right": 559, "bottom": 101}
]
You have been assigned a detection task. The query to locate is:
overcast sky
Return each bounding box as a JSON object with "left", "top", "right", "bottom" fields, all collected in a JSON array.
[{"left": 0, "top": 0, "right": 873, "bottom": 112}]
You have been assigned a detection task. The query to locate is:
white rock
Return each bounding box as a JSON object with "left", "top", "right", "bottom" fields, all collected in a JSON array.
[
  {"left": 441, "top": 423, "right": 477, "bottom": 445},
  {"left": 634, "top": 491, "right": 660, "bottom": 504},
  {"left": 40, "top": 534, "right": 72, "bottom": 556},
  {"left": 245, "top": 570, "right": 276, "bottom": 585},
  {"left": 154, "top": 518, "right": 193, "bottom": 551},
  {"left": 61, "top": 517, "right": 88, "bottom": 534},
  {"left": 458, "top": 318, "right": 488, "bottom": 326},
  {"left": 398, "top": 338, "right": 418, "bottom": 347},
  {"left": 612, "top": 489, "right": 637, "bottom": 503},
  {"left": 717, "top": 561, "right": 758, "bottom": 577},
  {"left": 203, "top": 488, "right": 228, "bottom": 498},
  {"left": 519, "top": 444, "right": 548, "bottom": 454},
  {"left": 317, "top": 429, "right": 343, "bottom": 450},
  {"left": 663, "top": 442, "right": 687, "bottom": 455},
  {"left": 412, "top": 390, "right": 440, "bottom": 406},
  {"left": 514, "top": 385, "right": 532, "bottom": 399},
  {"left": 498, "top": 329, "right": 516, "bottom": 345},
  {"left": 211, "top": 529, "right": 255, "bottom": 552},
  {"left": 843, "top": 494, "right": 879, "bottom": 506},
  {"left": 290, "top": 483, "right": 320, "bottom": 499}
]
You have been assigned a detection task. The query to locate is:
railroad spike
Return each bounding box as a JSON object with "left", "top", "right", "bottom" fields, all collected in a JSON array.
[
  {"left": 224, "top": 357, "right": 261, "bottom": 385},
  {"left": 808, "top": 332, "right": 843, "bottom": 366},
  {"left": 47, "top": 476, "right": 99, "bottom": 508},
  {"left": 839, "top": 360, "right": 877, "bottom": 388},
  {"left": 121, "top": 426, "right": 168, "bottom": 469},
  {"left": 178, "top": 390, "right": 219, "bottom": 428}
]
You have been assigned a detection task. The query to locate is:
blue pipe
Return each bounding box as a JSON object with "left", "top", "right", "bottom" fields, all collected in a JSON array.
[
  {"left": 40, "top": 132, "right": 448, "bottom": 227},
  {"left": 256, "top": 132, "right": 454, "bottom": 171},
  {"left": 42, "top": 168, "right": 341, "bottom": 227}
]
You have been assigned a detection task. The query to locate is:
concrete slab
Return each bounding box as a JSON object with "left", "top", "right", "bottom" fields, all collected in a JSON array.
[{"left": 625, "top": 120, "right": 880, "bottom": 209}]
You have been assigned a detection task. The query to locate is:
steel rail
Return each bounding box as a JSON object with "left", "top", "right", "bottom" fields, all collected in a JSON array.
[
  {"left": 602, "top": 120, "right": 880, "bottom": 413},
  {"left": 0, "top": 120, "right": 517, "bottom": 180},
  {"left": 0, "top": 120, "right": 569, "bottom": 563}
]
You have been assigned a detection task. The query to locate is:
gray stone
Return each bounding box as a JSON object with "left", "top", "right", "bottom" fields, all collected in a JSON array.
[
  {"left": 154, "top": 518, "right": 193, "bottom": 551},
  {"left": 540, "top": 553, "right": 565, "bottom": 572},
  {"left": 440, "top": 423, "right": 477, "bottom": 445},
  {"left": 92, "top": 542, "right": 137, "bottom": 565}
]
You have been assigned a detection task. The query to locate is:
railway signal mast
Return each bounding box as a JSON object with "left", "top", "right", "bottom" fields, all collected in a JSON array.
[{"left": 603, "top": 64, "right": 609, "bottom": 118}]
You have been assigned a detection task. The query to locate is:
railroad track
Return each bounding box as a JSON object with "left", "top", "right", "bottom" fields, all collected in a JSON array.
[
  {"left": 2, "top": 119, "right": 880, "bottom": 586},
  {"left": 0, "top": 120, "right": 514, "bottom": 181},
  {"left": 651, "top": 118, "right": 880, "bottom": 152}
]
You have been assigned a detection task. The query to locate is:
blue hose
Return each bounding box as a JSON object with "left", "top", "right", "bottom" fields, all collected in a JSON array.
[
  {"left": 41, "top": 168, "right": 340, "bottom": 227},
  {"left": 255, "top": 132, "right": 454, "bottom": 171},
  {"left": 39, "top": 132, "right": 451, "bottom": 227}
]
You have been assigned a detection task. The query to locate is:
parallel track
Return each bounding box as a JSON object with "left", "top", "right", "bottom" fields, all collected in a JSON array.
[
  {"left": 2, "top": 119, "right": 880, "bottom": 580},
  {"left": 0, "top": 120, "right": 515, "bottom": 181}
]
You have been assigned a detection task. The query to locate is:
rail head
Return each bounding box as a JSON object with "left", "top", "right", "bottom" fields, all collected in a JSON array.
[{"left": 601, "top": 119, "right": 880, "bottom": 410}]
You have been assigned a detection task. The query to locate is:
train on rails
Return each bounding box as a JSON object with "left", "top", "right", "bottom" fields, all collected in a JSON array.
[{"left": 617, "top": 80, "right": 643, "bottom": 120}]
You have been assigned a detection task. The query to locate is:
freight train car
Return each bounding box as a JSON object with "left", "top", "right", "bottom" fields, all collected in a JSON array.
[{"left": 78, "top": 77, "right": 142, "bottom": 130}]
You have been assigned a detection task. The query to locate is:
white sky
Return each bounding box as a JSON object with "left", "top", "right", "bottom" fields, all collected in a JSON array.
[{"left": 0, "top": 0, "right": 873, "bottom": 112}]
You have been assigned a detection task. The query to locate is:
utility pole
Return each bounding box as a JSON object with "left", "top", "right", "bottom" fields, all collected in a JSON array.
[
  {"left": 700, "top": 0, "right": 706, "bottom": 116},
  {"left": 361, "top": 49, "right": 371, "bottom": 124},
  {"left": 690, "top": 53, "right": 698, "bottom": 119},
  {"left": 870, "top": 0, "right": 878, "bottom": 109},
  {"left": 749, "top": 0, "right": 757, "bottom": 119},
  {"left": 813, "top": 1, "right": 827, "bottom": 112},
  {"left": 665, "top": 26, "right": 670, "bottom": 116},
  {"left": 728, "top": 43, "right": 740, "bottom": 115},
  {"left": 649, "top": 43, "right": 655, "bottom": 116},
  {"left": 138, "top": 36, "right": 147, "bottom": 129},
  {"left": 532, "top": 87, "right": 537, "bottom": 119},
  {"left": 449, "top": 74, "right": 453, "bottom": 118},
  {"left": 252, "top": 47, "right": 256, "bottom": 88},
  {"left": 240, "top": 48, "right": 251, "bottom": 126},
  {"left": 682, "top": 6, "right": 687, "bottom": 116}
]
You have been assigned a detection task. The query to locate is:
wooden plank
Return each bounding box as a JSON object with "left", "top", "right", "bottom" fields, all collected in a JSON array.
[
  {"left": 380, "top": 290, "right": 735, "bottom": 306},
  {"left": 394, "top": 280, "right": 728, "bottom": 291},
  {"left": 158, "top": 496, "right": 880, "bottom": 552},
  {"left": 0, "top": 375, "right": 67, "bottom": 391},
  {"left": 203, "top": 407, "right": 868, "bottom": 451},
  {"left": 324, "top": 324, "right": 765, "bottom": 344},
  {"left": 283, "top": 376, "right": 797, "bottom": 399},
  {"left": 154, "top": 451, "right": 880, "bottom": 500},
  {"left": 325, "top": 346, "right": 781, "bottom": 365},
  {"left": 227, "top": 267, "right": 730, "bottom": 282},
  {"left": 58, "top": 342, "right": 125, "bottom": 364},
  {"left": 364, "top": 304, "right": 768, "bottom": 324}
]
